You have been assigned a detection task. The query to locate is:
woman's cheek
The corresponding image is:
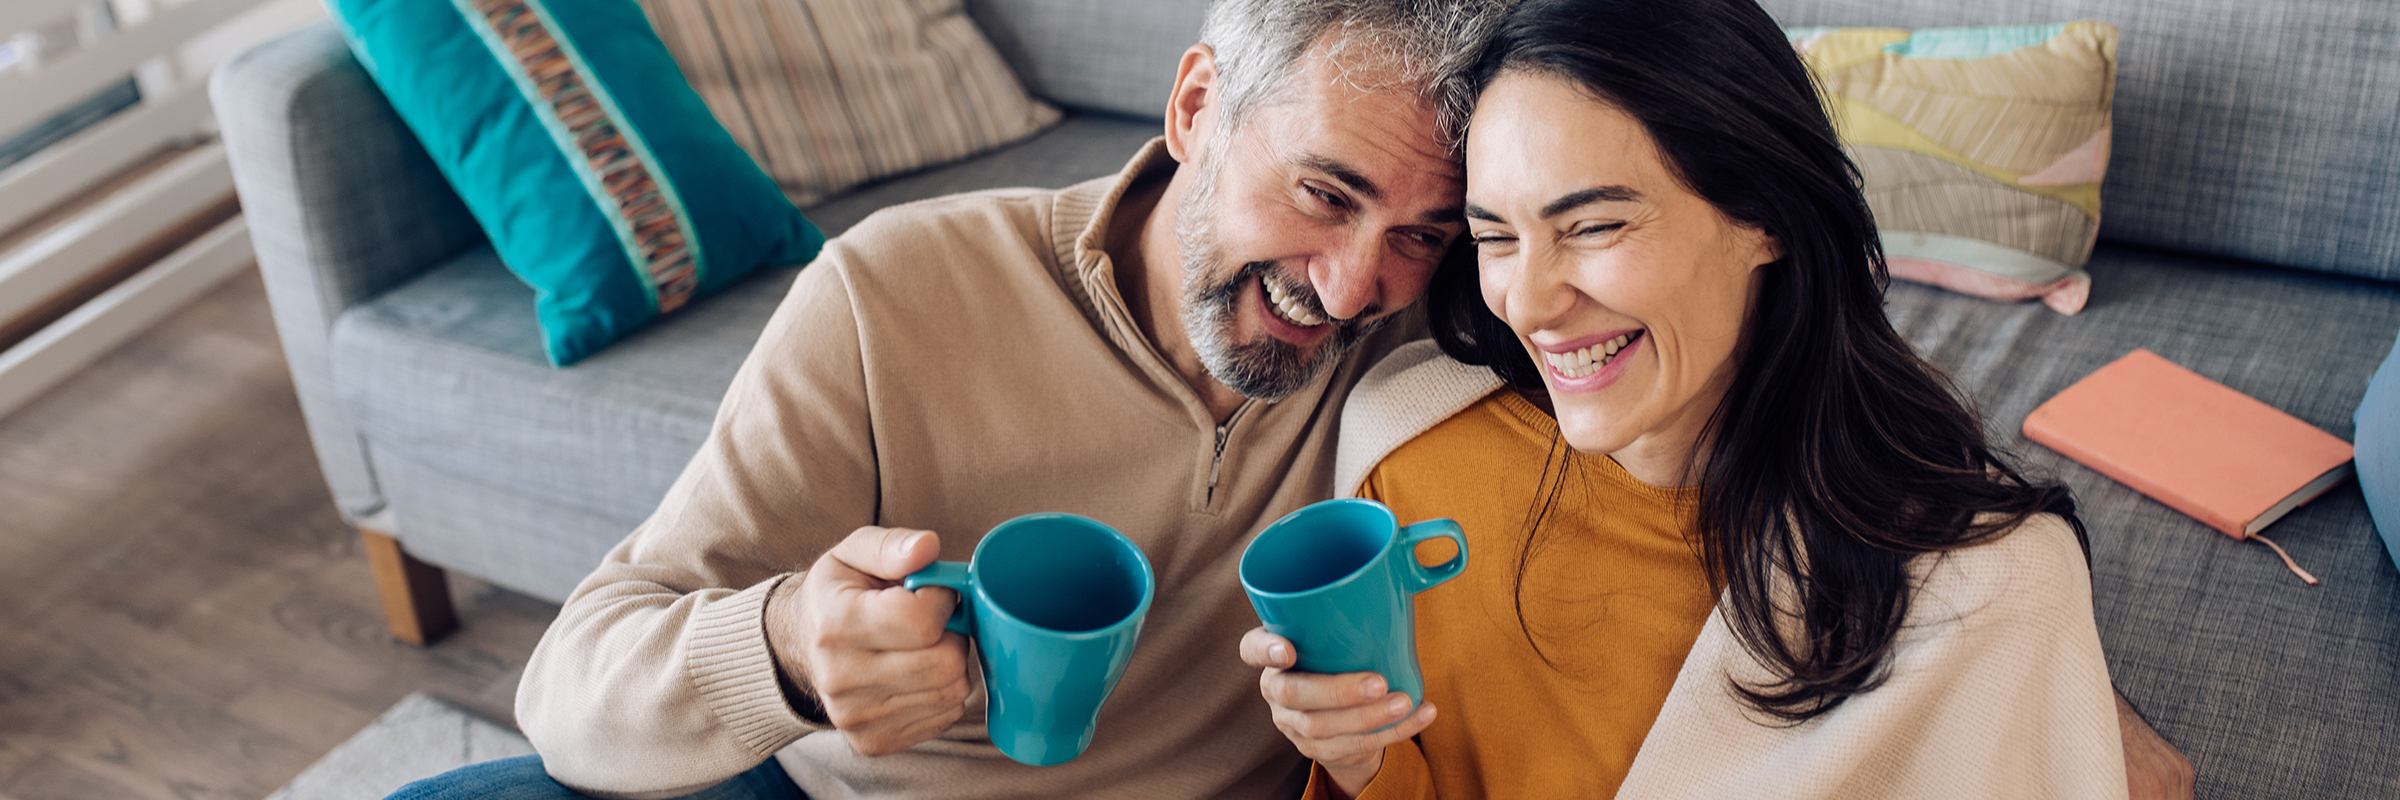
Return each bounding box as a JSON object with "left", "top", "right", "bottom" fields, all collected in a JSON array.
[{"left": 1478, "top": 258, "right": 1513, "bottom": 322}]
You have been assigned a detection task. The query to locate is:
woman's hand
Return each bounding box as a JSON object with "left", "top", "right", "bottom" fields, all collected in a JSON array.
[{"left": 1241, "top": 627, "right": 1438, "bottom": 799}]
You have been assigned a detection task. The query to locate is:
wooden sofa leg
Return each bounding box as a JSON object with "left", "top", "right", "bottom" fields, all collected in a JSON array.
[{"left": 359, "top": 528, "right": 458, "bottom": 646}]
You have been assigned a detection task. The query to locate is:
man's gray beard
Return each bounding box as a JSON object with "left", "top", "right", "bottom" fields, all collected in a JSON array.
[{"left": 1173, "top": 161, "right": 1383, "bottom": 402}]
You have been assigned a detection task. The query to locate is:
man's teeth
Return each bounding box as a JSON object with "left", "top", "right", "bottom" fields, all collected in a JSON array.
[
  {"left": 1263, "top": 277, "right": 1327, "bottom": 327},
  {"left": 1542, "top": 331, "right": 1640, "bottom": 379}
]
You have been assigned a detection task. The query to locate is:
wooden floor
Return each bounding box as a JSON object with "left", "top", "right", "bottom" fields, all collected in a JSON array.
[{"left": 0, "top": 270, "right": 557, "bottom": 800}]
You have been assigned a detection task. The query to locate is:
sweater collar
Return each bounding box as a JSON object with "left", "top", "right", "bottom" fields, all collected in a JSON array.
[
  {"left": 1048, "top": 138, "right": 1219, "bottom": 411},
  {"left": 1055, "top": 137, "right": 1176, "bottom": 300}
]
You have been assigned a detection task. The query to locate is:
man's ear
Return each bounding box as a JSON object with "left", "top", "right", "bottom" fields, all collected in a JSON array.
[{"left": 1164, "top": 44, "right": 1220, "bottom": 164}]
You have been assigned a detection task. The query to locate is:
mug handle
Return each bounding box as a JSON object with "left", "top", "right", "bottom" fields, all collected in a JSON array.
[
  {"left": 1396, "top": 518, "right": 1468, "bottom": 594},
  {"left": 902, "top": 561, "right": 974, "bottom": 636}
]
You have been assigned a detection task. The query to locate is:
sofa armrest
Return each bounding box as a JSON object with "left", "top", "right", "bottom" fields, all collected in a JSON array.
[{"left": 212, "top": 20, "right": 483, "bottom": 523}]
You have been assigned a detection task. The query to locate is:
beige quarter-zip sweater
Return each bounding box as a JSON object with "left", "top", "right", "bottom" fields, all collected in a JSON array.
[{"left": 515, "top": 140, "right": 1420, "bottom": 799}]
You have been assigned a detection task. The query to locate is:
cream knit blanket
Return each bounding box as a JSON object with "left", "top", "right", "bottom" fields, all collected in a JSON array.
[{"left": 1337, "top": 341, "right": 2128, "bottom": 799}]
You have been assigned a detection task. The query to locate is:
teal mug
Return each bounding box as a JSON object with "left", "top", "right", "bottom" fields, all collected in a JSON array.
[
  {"left": 1240, "top": 498, "right": 1467, "bottom": 708},
  {"left": 903, "top": 513, "right": 1154, "bottom": 766}
]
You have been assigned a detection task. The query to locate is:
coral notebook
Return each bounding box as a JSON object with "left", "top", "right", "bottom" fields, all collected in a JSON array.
[{"left": 2024, "top": 349, "right": 2355, "bottom": 544}]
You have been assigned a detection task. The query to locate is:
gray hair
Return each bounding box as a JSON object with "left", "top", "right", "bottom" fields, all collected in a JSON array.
[{"left": 1199, "top": 0, "right": 1512, "bottom": 151}]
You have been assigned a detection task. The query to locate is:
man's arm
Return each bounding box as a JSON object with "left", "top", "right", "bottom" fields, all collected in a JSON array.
[
  {"left": 764, "top": 526, "right": 972, "bottom": 756},
  {"left": 514, "top": 253, "right": 964, "bottom": 798},
  {"left": 2116, "top": 689, "right": 2196, "bottom": 800}
]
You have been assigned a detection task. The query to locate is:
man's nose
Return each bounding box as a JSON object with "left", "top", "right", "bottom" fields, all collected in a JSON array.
[{"left": 1309, "top": 231, "right": 1388, "bottom": 322}]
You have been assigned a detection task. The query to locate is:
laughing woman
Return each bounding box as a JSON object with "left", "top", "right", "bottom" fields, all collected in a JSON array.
[{"left": 1239, "top": 0, "right": 2137, "bottom": 797}]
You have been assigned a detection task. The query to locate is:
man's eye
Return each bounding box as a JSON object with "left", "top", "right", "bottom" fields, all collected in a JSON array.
[
  {"left": 1472, "top": 234, "right": 1516, "bottom": 248},
  {"left": 1307, "top": 185, "right": 1347, "bottom": 210},
  {"left": 1574, "top": 222, "right": 1625, "bottom": 237}
]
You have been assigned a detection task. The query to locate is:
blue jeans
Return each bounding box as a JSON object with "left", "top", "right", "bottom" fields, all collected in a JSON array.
[{"left": 387, "top": 754, "right": 804, "bottom": 800}]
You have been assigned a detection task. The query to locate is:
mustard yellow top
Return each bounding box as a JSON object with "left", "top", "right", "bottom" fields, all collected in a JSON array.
[{"left": 1311, "top": 389, "right": 1718, "bottom": 800}]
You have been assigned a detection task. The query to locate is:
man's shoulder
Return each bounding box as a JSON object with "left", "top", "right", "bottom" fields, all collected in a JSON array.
[
  {"left": 1329, "top": 335, "right": 1505, "bottom": 498},
  {"left": 838, "top": 187, "right": 1065, "bottom": 256},
  {"left": 814, "top": 173, "right": 1119, "bottom": 287}
]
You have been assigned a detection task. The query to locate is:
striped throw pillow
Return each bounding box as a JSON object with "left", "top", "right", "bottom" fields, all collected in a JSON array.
[
  {"left": 1790, "top": 22, "right": 2119, "bottom": 315},
  {"left": 638, "top": 0, "right": 1063, "bottom": 206}
]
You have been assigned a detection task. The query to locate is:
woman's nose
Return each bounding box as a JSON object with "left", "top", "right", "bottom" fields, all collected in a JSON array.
[{"left": 1500, "top": 249, "right": 1576, "bottom": 332}]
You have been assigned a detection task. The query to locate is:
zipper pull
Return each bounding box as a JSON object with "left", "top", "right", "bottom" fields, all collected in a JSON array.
[{"left": 1207, "top": 424, "right": 1229, "bottom": 497}]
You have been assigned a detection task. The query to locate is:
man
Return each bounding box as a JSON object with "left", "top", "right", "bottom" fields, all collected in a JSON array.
[
  {"left": 500, "top": 1, "right": 1502, "bottom": 797},
  {"left": 403, "top": 0, "right": 2193, "bottom": 795}
]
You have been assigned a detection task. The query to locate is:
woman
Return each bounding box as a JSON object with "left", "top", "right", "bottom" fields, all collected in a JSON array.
[{"left": 1240, "top": 0, "right": 2127, "bottom": 796}]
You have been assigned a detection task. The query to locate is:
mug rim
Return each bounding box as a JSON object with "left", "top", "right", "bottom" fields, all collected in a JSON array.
[
  {"left": 967, "top": 512, "right": 1156, "bottom": 639},
  {"left": 1238, "top": 498, "right": 1399, "bottom": 599}
]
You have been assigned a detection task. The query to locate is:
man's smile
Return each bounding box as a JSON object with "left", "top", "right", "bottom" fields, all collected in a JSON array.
[{"left": 1254, "top": 273, "right": 1338, "bottom": 347}]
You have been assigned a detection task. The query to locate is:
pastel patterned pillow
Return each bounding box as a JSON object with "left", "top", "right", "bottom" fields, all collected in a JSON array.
[{"left": 1789, "top": 22, "right": 2119, "bottom": 315}]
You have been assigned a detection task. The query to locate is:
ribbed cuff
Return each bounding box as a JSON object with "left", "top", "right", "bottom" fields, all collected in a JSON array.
[
  {"left": 687, "top": 572, "right": 816, "bottom": 757},
  {"left": 1303, "top": 740, "right": 1430, "bottom": 800}
]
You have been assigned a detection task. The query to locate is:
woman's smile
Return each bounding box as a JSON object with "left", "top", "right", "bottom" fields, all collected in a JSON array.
[{"left": 1535, "top": 328, "right": 1645, "bottom": 388}]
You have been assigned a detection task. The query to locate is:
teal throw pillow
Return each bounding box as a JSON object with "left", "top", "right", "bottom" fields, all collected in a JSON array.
[{"left": 329, "top": 0, "right": 824, "bottom": 365}]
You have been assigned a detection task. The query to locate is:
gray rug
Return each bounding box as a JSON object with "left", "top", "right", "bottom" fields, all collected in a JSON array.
[{"left": 266, "top": 693, "right": 535, "bottom": 800}]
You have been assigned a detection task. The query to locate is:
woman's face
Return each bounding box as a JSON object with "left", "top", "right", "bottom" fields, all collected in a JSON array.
[{"left": 1464, "top": 71, "right": 1778, "bottom": 485}]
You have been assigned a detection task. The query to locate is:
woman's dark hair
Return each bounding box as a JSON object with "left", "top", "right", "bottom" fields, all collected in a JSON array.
[{"left": 1430, "top": 0, "right": 2087, "bottom": 721}]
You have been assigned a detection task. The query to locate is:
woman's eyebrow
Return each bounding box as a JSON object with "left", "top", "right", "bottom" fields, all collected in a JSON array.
[{"left": 1540, "top": 186, "right": 1642, "bottom": 218}]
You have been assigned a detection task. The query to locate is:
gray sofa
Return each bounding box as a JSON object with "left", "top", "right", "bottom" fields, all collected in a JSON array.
[{"left": 213, "top": 0, "right": 2397, "bottom": 796}]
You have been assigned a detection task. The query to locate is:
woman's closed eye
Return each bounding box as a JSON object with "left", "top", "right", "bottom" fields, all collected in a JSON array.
[{"left": 1469, "top": 233, "right": 1519, "bottom": 259}]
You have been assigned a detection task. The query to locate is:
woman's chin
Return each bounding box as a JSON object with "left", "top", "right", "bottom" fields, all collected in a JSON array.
[{"left": 1551, "top": 405, "right": 1635, "bottom": 457}]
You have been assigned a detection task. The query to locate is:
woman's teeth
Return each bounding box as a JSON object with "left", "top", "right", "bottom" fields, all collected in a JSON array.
[
  {"left": 1263, "top": 277, "right": 1327, "bottom": 327},
  {"left": 1543, "top": 331, "right": 1641, "bottom": 379}
]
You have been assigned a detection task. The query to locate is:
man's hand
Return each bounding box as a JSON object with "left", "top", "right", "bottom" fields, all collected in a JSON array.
[
  {"left": 2117, "top": 690, "right": 2195, "bottom": 800},
  {"left": 1241, "top": 627, "right": 1435, "bottom": 799},
  {"left": 767, "top": 526, "right": 972, "bottom": 757}
]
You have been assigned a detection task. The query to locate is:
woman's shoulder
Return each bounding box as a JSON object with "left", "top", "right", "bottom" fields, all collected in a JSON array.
[{"left": 1333, "top": 341, "right": 1507, "bottom": 498}]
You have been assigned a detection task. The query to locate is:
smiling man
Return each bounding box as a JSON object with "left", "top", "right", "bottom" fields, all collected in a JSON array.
[{"left": 428, "top": 2, "right": 1512, "bottom": 799}]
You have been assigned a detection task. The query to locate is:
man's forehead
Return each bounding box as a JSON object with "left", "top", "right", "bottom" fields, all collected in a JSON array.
[
  {"left": 1280, "top": 40, "right": 1458, "bottom": 161},
  {"left": 1254, "top": 98, "right": 1461, "bottom": 207}
]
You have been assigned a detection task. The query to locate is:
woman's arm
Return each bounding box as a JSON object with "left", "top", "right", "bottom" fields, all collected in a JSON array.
[{"left": 1622, "top": 514, "right": 2129, "bottom": 799}]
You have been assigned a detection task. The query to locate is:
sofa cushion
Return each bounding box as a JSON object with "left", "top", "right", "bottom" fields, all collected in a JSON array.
[
  {"left": 1758, "top": 0, "right": 2400, "bottom": 285},
  {"left": 966, "top": 0, "right": 1209, "bottom": 119},
  {"left": 328, "top": 112, "right": 1159, "bottom": 522},
  {"left": 1882, "top": 245, "right": 2400, "bottom": 798}
]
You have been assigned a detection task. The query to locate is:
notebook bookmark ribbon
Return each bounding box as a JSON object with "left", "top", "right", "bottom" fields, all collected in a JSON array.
[{"left": 2250, "top": 533, "right": 2321, "bottom": 586}]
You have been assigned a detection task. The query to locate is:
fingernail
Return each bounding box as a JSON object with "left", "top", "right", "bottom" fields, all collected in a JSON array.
[
  {"left": 1387, "top": 696, "right": 1410, "bottom": 716},
  {"left": 1268, "top": 642, "right": 1288, "bottom": 664},
  {"left": 1361, "top": 676, "right": 1385, "bottom": 698}
]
